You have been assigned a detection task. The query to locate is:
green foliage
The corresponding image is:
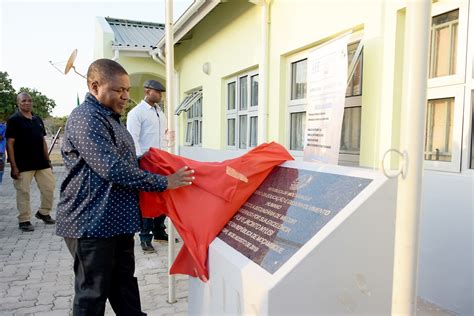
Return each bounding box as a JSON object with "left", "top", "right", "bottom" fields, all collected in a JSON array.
[
  {"left": 0, "top": 72, "right": 17, "bottom": 122},
  {"left": 44, "top": 115, "right": 68, "bottom": 135},
  {"left": 120, "top": 99, "right": 138, "bottom": 125},
  {"left": 18, "top": 87, "right": 57, "bottom": 119}
]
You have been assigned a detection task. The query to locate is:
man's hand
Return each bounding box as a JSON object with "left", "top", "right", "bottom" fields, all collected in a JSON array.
[
  {"left": 166, "top": 166, "right": 194, "bottom": 190},
  {"left": 11, "top": 166, "right": 20, "bottom": 180}
]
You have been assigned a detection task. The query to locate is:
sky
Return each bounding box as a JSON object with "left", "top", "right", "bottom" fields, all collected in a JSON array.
[{"left": 0, "top": 0, "right": 193, "bottom": 116}]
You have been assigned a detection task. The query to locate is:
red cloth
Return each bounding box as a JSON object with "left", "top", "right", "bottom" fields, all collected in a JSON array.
[{"left": 139, "top": 142, "right": 293, "bottom": 281}]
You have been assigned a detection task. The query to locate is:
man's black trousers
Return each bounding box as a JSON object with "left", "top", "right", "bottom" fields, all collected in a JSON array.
[{"left": 65, "top": 235, "right": 146, "bottom": 316}]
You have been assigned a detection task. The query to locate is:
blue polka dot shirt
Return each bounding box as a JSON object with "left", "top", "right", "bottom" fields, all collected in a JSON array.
[{"left": 56, "top": 93, "right": 168, "bottom": 238}]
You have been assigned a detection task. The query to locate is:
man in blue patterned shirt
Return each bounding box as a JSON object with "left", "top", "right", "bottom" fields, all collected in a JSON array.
[{"left": 56, "top": 59, "right": 194, "bottom": 316}]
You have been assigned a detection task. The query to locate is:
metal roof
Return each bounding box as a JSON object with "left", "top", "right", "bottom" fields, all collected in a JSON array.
[{"left": 106, "top": 17, "right": 165, "bottom": 50}]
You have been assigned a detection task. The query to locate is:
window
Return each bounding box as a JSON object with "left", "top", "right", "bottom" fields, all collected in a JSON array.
[
  {"left": 291, "top": 59, "right": 307, "bottom": 100},
  {"left": 249, "top": 116, "right": 258, "bottom": 147},
  {"left": 227, "top": 118, "right": 236, "bottom": 146},
  {"left": 178, "top": 89, "right": 202, "bottom": 146},
  {"left": 346, "top": 42, "right": 363, "bottom": 97},
  {"left": 424, "top": 98, "right": 454, "bottom": 162},
  {"left": 287, "top": 39, "right": 363, "bottom": 164},
  {"left": 226, "top": 71, "right": 258, "bottom": 149},
  {"left": 290, "top": 112, "right": 306, "bottom": 151},
  {"left": 251, "top": 75, "right": 259, "bottom": 107},
  {"left": 429, "top": 10, "right": 459, "bottom": 79},
  {"left": 424, "top": 2, "right": 469, "bottom": 172},
  {"left": 228, "top": 82, "right": 236, "bottom": 110},
  {"left": 340, "top": 106, "right": 362, "bottom": 154},
  {"left": 424, "top": 86, "right": 464, "bottom": 172},
  {"left": 427, "top": 2, "right": 468, "bottom": 89}
]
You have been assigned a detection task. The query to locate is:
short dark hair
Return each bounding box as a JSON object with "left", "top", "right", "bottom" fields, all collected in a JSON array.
[
  {"left": 16, "top": 92, "right": 31, "bottom": 103},
  {"left": 86, "top": 59, "right": 128, "bottom": 85}
]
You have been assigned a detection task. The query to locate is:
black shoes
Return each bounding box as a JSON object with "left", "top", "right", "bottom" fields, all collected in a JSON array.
[
  {"left": 154, "top": 233, "right": 179, "bottom": 243},
  {"left": 19, "top": 222, "right": 34, "bottom": 232},
  {"left": 35, "top": 212, "right": 56, "bottom": 224},
  {"left": 140, "top": 241, "right": 156, "bottom": 253},
  {"left": 19, "top": 213, "right": 55, "bottom": 232}
]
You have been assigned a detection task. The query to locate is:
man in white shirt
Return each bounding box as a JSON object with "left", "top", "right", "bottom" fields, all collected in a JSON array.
[{"left": 127, "top": 79, "right": 171, "bottom": 253}]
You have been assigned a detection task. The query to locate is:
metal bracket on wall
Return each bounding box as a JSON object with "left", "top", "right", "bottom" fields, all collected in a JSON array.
[{"left": 381, "top": 148, "right": 408, "bottom": 179}]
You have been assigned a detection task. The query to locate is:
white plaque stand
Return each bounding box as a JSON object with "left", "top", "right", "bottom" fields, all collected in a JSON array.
[{"left": 188, "top": 161, "right": 397, "bottom": 315}]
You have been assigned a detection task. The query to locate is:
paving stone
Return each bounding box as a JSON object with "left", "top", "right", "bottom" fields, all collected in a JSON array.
[
  {"left": 6, "top": 285, "right": 25, "bottom": 297},
  {"left": 34, "top": 309, "right": 70, "bottom": 316},
  {"left": 0, "top": 299, "right": 36, "bottom": 311},
  {"left": 0, "top": 166, "right": 189, "bottom": 314},
  {"left": 53, "top": 296, "right": 71, "bottom": 309},
  {"left": 36, "top": 292, "right": 55, "bottom": 305},
  {"left": 13, "top": 304, "right": 52, "bottom": 315},
  {"left": 20, "top": 288, "right": 39, "bottom": 301}
]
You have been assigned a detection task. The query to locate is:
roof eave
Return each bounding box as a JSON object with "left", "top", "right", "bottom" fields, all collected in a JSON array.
[{"left": 153, "top": 0, "right": 222, "bottom": 52}]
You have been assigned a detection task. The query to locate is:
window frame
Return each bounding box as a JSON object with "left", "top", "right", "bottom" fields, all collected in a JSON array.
[
  {"left": 424, "top": 85, "right": 464, "bottom": 172},
  {"left": 226, "top": 70, "right": 259, "bottom": 150},
  {"left": 467, "top": 89, "right": 474, "bottom": 170},
  {"left": 286, "top": 33, "right": 364, "bottom": 165},
  {"left": 183, "top": 88, "right": 203, "bottom": 147},
  {"left": 427, "top": 1, "right": 469, "bottom": 89}
]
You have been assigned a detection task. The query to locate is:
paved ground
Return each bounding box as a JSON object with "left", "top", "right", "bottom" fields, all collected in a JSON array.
[{"left": 0, "top": 166, "right": 188, "bottom": 316}]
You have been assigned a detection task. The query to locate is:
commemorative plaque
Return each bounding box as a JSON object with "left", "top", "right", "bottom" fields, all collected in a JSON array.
[{"left": 218, "top": 166, "right": 372, "bottom": 273}]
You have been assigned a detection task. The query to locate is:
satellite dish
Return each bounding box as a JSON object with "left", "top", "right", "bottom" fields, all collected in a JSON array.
[
  {"left": 64, "top": 49, "right": 78, "bottom": 74},
  {"left": 49, "top": 49, "right": 86, "bottom": 79}
]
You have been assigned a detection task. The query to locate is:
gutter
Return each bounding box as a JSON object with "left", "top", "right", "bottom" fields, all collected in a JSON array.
[{"left": 150, "top": 48, "right": 165, "bottom": 66}]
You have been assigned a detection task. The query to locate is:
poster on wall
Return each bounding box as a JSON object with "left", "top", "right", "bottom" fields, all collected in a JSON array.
[{"left": 303, "top": 34, "right": 349, "bottom": 164}]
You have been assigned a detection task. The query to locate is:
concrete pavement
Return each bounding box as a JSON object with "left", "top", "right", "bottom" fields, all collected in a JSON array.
[{"left": 0, "top": 166, "right": 188, "bottom": 316}]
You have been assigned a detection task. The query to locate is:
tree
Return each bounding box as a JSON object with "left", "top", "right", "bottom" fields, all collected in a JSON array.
[
  {"left": 0, "top": 72, "right": 58, "bottom": 121},
  {"left": 120, "top": 99, "right": 138, "bottom": 125},
  {"left": 44, "top": 116, "right": 68, "bottom": 135},
  {"left": 0, "top": 72, "right": 17, "bottom": 122},
  {"left": 18, "top": 87, "right": 57, "bottom": 119}
]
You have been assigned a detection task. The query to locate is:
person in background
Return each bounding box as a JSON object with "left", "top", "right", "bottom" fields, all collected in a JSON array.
[
  {"left": 56, "top": 59, "right": 194, "bottom": 316},
  {"left": 0, "top": 120, "right": 6, "bottom": 184},
  {"left": 127, "top": 79, "right": 175, "bottom": 253},
  {"left": 6, "top": 92, "right": 56, "bottom": 232}
]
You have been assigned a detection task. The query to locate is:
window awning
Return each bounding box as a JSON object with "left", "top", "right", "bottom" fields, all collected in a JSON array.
[{"left": 175, "top": 90, "right": 202, "bottom": 115}]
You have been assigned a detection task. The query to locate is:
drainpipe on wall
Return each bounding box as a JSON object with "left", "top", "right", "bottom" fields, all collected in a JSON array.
[
  {"left": 112, "top": 49, "right": 119, "bottom": 61},
  {"left": 257, "top": 0, "right": 271, "bottom": 144}
]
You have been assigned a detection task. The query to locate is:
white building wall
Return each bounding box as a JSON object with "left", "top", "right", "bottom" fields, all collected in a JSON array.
[{"left": 418, "top": 171, "right": 473, "bottom": 315}]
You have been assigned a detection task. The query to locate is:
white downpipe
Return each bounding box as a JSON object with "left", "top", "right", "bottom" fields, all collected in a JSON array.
[
  {"left": 158, "top": 48, "right": 166, "bottom": 63},
  {"left": 258, "top": 0, "right": 271, "bottom": 144},
  {"left": 391, "top": 1, "right": 431, "bottom": 315},
  {"left": 174, "top": 71, "right": 180, "bottom": 155},
  {"left": 165, "top": 0, "right": 177, "bottom": 304},
  {"left": 112, "top": 49, "right": 119, "bottom": 61}
]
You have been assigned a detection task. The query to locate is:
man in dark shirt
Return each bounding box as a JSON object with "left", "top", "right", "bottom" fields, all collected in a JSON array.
[
  {"left": 6, "top": 92, "right": 56, "bottom": 232},
  {"left": 0, "top": 120, "right": 5, "bottom": 184},
  {"left": 56, "top": 59, "right": 194, "bottom": 316}
]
